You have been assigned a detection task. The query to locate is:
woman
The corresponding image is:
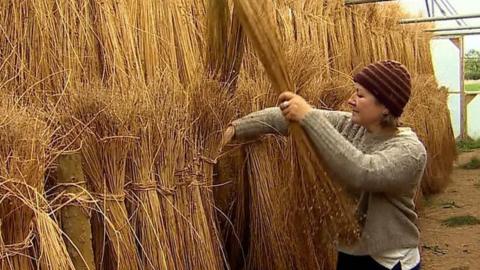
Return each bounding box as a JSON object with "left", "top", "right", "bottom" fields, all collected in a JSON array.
[{"left": 222, "top": 60, "right": 425, "bottom": 270}]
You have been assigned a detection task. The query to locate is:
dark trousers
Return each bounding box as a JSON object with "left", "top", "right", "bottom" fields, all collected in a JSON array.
[{"left": 337, "top": 252, "right": 421, "bottom": 270}]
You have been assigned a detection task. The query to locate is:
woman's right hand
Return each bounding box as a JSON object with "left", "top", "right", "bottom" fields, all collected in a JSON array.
[{"left": 220, "top": 125, "right": 235, "bottom": 150}]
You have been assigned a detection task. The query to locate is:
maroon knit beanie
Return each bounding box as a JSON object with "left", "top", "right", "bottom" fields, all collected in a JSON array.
[{"left": 353, "top": 60, "right": 411, "bottom": 117}]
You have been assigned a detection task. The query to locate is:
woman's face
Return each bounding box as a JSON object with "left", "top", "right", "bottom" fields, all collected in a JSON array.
[{"left": 348, "top": 83, "right": 388, "bottom": 128}]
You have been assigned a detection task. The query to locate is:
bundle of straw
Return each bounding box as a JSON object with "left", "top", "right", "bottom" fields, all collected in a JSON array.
[
  {"left": 403, "top": 76, "right": 457, "bottom": 197},
  {"left": 58, "top": 88, "right": 141, "bottom": 270},
  {"left": 213, "top": 1, "right": 454, "bottom": 269},
  {"left": 145, "top": 75, "right": 227, "bottom": 270},
  {"left": 181, "top": 79, "right": 238, "bottom": 269},
  {"left": 152, "top": 108, "right": 187, "bottom": 269},
  {"left": 0, "top": 0, "right": 456, "bottom": 269},
  {"left": 126, "top": 91, "right": 172, "bottom": 270},
  {"left": 229, "top": 1, "right": 359, "bottom": 268},
  {"left": 0, "top": 97, "right": 74, "bottom": 270}
]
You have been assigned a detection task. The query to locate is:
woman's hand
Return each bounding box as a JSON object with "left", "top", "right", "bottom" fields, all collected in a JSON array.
[
  {"left": 278, "top": 91, "right": 313, "bottom": 122},
  {"left": 220, "top": 125, "right": 235, "bottom": 149}
]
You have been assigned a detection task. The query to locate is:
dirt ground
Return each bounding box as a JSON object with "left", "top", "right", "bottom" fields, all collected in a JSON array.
[{"left": 419, "top": 149, "right": 480, "bottom": 270}]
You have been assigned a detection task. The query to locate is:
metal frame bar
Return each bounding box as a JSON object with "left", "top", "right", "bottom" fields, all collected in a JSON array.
[
  {"left": 400, "top": 13, "right": 480, "bottom": 24},
  {"left": 442, "top": 0, "right": 467, "bottom": 25},
  {"left": 434, "top": 0, "right": 466, "bottom": 26},
  {"left": 433, "top": 30, "right": 480, "bottom": 37},
  {"left": 425, "top": 26, "right": 480, "bottom": 32},
  {"left": 345, "top": 0, "right": 396, "bottom": 5},
  {"left": 425, "top": 0, "right": 431, "bottom": 17}
]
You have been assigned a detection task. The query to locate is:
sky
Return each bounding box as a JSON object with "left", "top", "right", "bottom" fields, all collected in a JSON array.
[
  {"left": 399, "top": 0, "right": 480, "bottom": 51},
  {"left": 396, "top": 0, "right": 480, "bottom": 138}
]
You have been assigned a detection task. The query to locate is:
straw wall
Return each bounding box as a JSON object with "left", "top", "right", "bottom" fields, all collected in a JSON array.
[{"left": 0, "top": 0, "right": 455, "bottom": 269}]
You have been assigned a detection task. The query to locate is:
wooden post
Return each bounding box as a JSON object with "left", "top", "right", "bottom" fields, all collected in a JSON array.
[
  {"left": 55, "top": 152, "right": 95, "bottom": 270},
  {"left": 459, "top": 36, "right": 468, "bottom": 140},
  {"left": 449, "top": 37, "right": 469, "bottom": 140},
  {"left": 451, "top": 36, "right": 469, "bottom": 140},
  {"left": 466, "top": 92, "right": 480, "bottom": 105}
]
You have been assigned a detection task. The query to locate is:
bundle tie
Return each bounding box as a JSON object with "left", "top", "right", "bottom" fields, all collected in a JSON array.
[
  {"left": 92, "top": 192, "right": 126, "bottom": 202},
  {"left": 0, "top": 229, "right": 34, "bottom": 260}
]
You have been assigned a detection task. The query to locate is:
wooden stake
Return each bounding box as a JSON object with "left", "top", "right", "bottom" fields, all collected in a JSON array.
[{"left": 55, "top": 152, "right": 95, "bottom": 270}]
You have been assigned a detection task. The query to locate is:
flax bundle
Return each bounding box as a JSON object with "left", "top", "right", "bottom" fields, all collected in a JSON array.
[
  {"left": 0, "top": 0, "right": 457, "bottom": 269},
  {"left": 403, "top": 76, "right": 456, "bottom": 196},
  {"left": 231, "top": 1, "right": 359, "bottom": 269},
  {"left": 146, "top": 74, "right": 227, "bottom": 270},
  {"left": 0, "top": 98, "right": 74, "bottom": 270},
  {"left": 215, "top": 1, "right": 455, "bottom": 269},
  {"left": 58, "top": 88, "right": 141, "bottom": 270},
  {"left": 127, "top": 92, "right": 172, "bottom": 270},
  {"left": 152, "top": 107, "right": 187, "bottom": 269}
]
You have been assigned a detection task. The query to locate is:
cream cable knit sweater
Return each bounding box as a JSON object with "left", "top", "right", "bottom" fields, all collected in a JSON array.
[{"left": 232, "top": 107, "right": 427, "bottom": 255}]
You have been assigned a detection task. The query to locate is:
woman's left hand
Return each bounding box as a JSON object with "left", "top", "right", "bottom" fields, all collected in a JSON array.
[{"left": 278, "top": 91, "right": 313, "bottom": 122}]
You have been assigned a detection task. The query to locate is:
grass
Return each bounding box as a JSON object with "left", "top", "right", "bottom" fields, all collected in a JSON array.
[
  {"left": 456, "top": 138, "right": 480, "bottom": 152},
  {"left": 439, "top": 201, "right": 461, "bottom": 209},
  {"left": 464, "top": 83, "right": 480, "bottom": 92},
  {"left": 461, "top": 157, "right": 480, "bottom": 169},
  {"left": 441, "top": 215, "right": 480, "bottom": 227}
]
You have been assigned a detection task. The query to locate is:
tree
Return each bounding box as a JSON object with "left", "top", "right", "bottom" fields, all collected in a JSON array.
[{"left": 465, "top": 49, "right": 480, "bottom": 80}]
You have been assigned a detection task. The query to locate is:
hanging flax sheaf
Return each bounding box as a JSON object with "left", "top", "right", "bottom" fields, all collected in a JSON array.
[
  {"left": 127, "top": 92, "right": 172, "bottom": 270},
  {"left": 145, "top": 75, "right": 227, "bottom": 270},
  {"left": 152, "top": 105, "right": 187, "bottom": 269},
  {"left": 403, "top": 76, "right": 456, "bottom": 197},
  {"left": 204, "top": 1, "right": 253, "bottom": 268},
  {"left": 206, "top": 0, "right": 245, "bottom": 94},
  {"left": 232, "top": 0, "right": 359, "bottom": 267},
  {"left": 0, "top": 99, "right": 74, "bottom": 270},
  {"left": 59, "top": 89, "right": 141, "bottom": 270}
]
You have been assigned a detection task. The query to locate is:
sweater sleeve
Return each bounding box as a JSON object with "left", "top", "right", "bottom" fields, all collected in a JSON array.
[
  {"left": 231, "top": 107, "right": 289, "bottom": 141},
  {"left": 299, "top": 110, "right": 427, "bottom": 194},
  {"left": 320, "top": 109, "right": 353, "bottom": 128},
  {"left": 231, "top": 108, "right": 351, "bottom": 141}
]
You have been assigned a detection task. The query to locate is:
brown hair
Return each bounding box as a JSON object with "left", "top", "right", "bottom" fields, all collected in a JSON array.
[
  {"left": 380, "top": 113, "right": 400, "bottom": 128},
  {"left": 374, "top": 97, "right": 400, "bottom": 128}
]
